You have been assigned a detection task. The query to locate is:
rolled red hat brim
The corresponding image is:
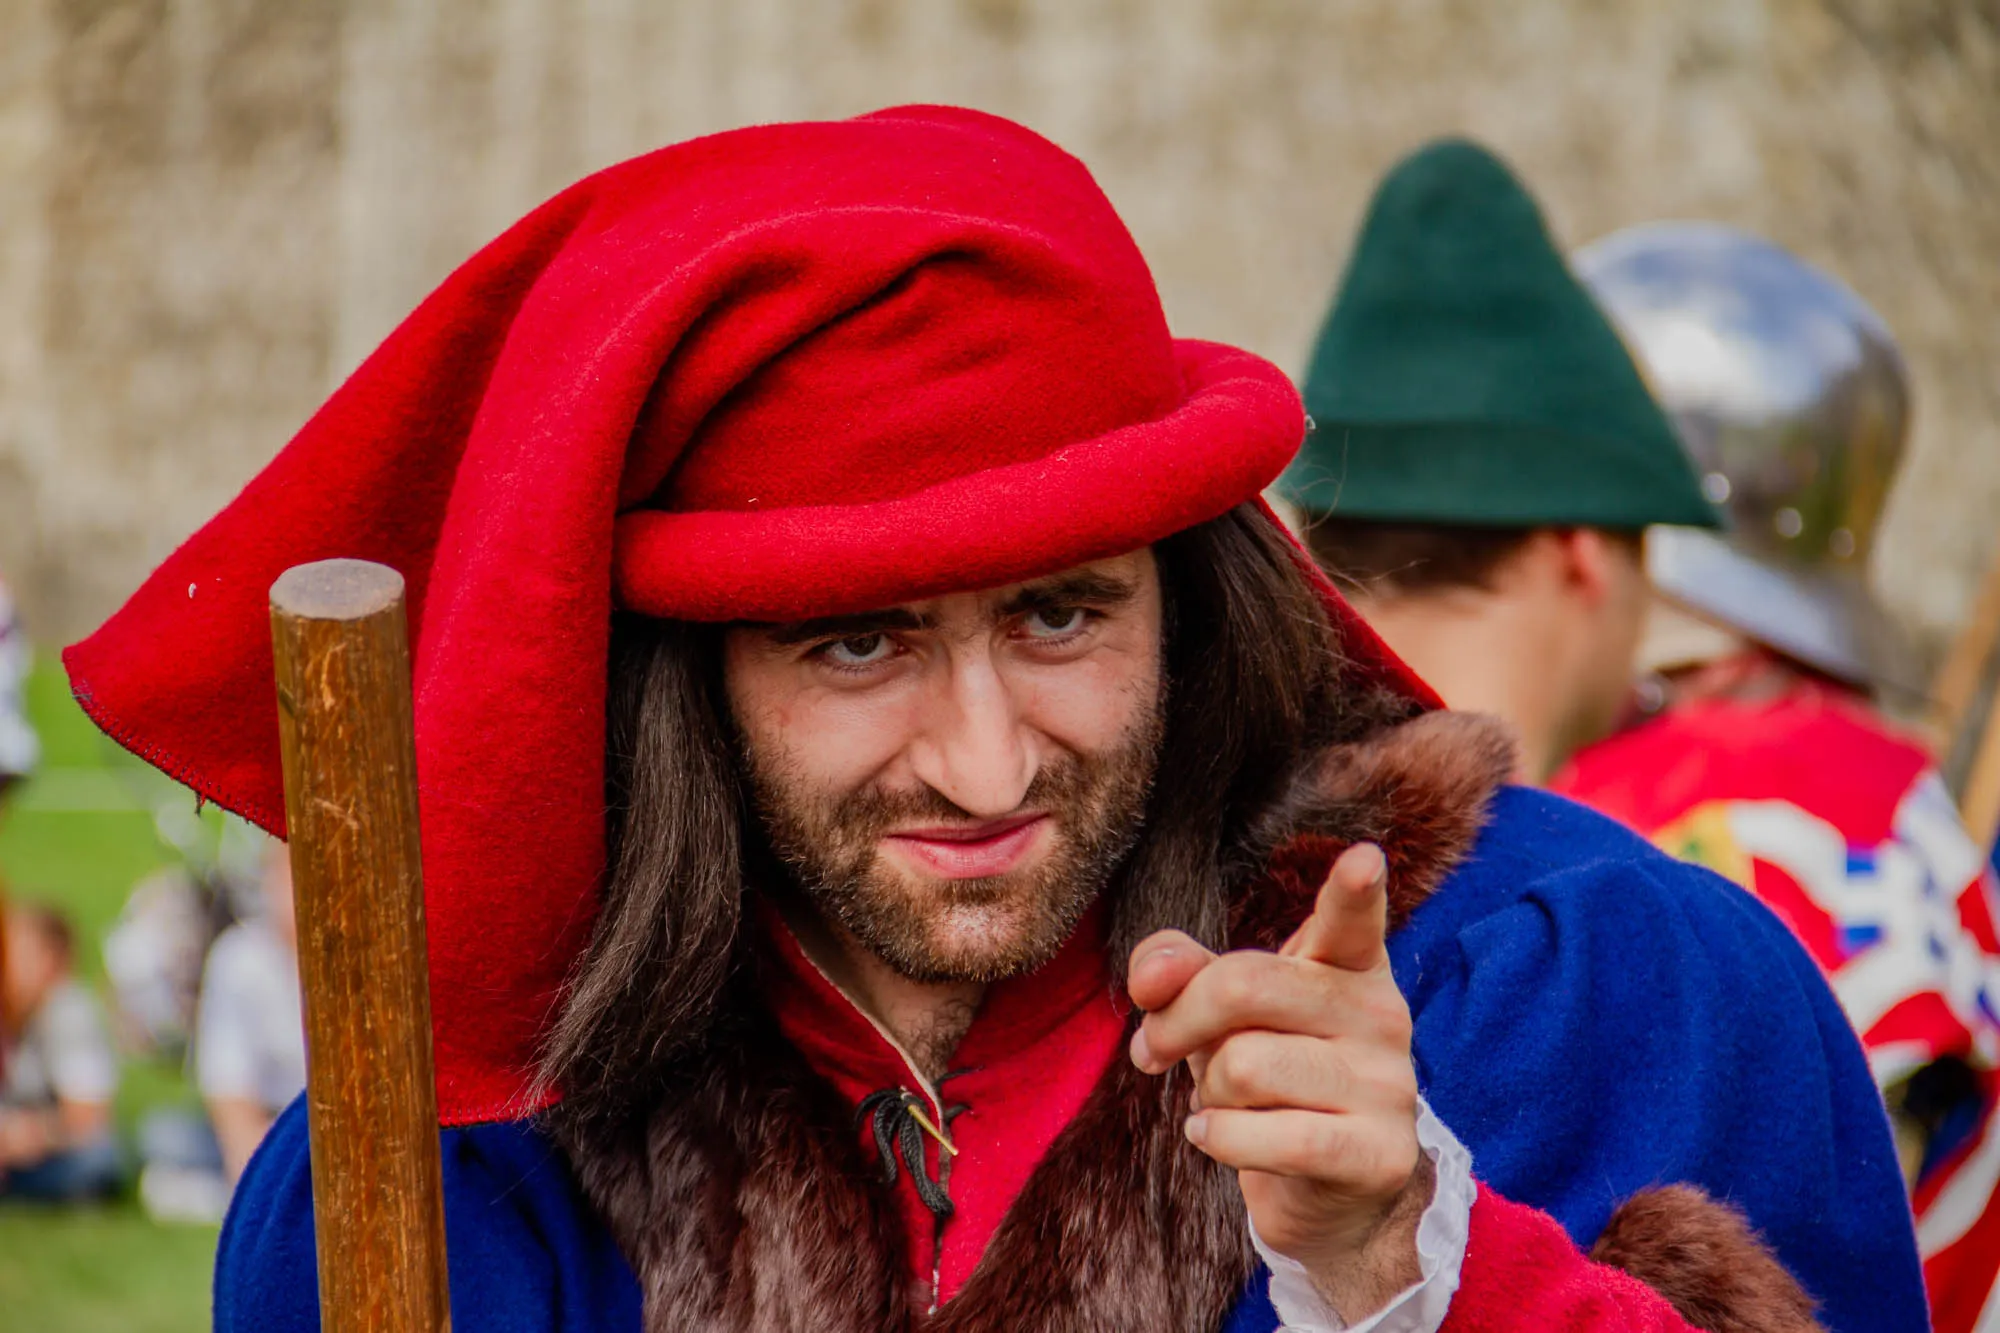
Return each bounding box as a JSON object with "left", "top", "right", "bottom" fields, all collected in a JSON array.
[{"left": 616, "top": 341, "right": 1296, "bottom": 620}]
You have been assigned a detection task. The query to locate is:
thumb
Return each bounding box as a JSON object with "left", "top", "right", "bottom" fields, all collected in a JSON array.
[{"left": 1280, "top": 842, "right": 1390, "bottom": 973}]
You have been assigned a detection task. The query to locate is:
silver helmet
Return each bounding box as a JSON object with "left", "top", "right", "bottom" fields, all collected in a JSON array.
[{"left": 1573, "top": 222, "right": 1914, "bottom": 690}]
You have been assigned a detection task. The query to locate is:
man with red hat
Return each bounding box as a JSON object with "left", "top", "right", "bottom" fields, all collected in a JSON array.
[{"left": 69, "top": 109, "right": 1911, "bottom": 1331}]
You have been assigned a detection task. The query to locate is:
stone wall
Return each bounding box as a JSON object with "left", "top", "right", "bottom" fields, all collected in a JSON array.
[{"left": 3, "top": 0, "right": 1996, "bottom": 653}]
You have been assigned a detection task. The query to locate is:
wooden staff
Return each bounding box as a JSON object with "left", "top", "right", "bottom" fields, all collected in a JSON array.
[
  {"left": 1925, "top": 543, "right": 2000, "bottom": 759},
  {"left": 271, "top": 559, "right": 450, "bottom": 1333},
  {"left": 1923, "top": 540, "right": 2000, "bottom": 850},
  {"left": 1960, "top": 711, "right": 2000, "bottom": 857}
]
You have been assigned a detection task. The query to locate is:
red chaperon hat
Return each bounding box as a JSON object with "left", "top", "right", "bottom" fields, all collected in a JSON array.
[{"left": 65, "top": 105, "right": 1436, "bottom": 1124}]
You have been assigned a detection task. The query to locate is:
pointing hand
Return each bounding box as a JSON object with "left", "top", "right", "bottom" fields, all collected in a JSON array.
[{"left": 1127, "top": 843, "right": 1427, "bottom": 1322}]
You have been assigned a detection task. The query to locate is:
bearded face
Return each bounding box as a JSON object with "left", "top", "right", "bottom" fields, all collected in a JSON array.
[
  {"left": 722, "top": 551, "right": 1168, "bottom": 984},
  {"left": 741, "top": 701, "right": 1163, "bottom": 982}
]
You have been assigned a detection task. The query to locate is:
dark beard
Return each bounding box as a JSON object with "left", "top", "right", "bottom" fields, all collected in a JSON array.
[{"left": 742, "top": 707, "right": 1165, "bottom": 984}]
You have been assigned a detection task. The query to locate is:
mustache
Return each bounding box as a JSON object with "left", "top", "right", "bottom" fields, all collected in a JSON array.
[{"left": 824, "top": 754, "right": 1102, "bottom": 837}]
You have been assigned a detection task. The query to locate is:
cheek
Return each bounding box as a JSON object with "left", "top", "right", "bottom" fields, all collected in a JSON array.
[
  {"left": 1016, "top": 638, "right": 1162, "bottom": 754},
  {"left": 725, "top": 655, "right": 915, "bottom": 795}
]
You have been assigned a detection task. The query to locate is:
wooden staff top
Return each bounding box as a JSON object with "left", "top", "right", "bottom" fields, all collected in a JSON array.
[{"left": 270, "top": 559, "right": 406, "bottom": 624}]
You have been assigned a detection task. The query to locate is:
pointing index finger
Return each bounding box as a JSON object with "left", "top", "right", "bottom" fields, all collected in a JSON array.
[{"left": 1281, "top": 842, "right": 1390, "bottom": 973}]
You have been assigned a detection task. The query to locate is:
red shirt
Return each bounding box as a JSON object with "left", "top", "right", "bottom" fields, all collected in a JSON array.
[{"left": 757, "top": 902, "right": 1129, "bottom": 1309}]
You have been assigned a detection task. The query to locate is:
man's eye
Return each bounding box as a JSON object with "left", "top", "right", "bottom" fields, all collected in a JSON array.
[
  {"left": 821, "top": 634, "right": 894, "bottom": 667},
  {"left": 1022, "top": 607, "right": 1087, "bottom": 638}
]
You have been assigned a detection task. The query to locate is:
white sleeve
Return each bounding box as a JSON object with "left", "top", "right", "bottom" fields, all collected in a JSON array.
[
  {"left": 39, "top": 985, "right": 120, "bottom": 1104},
  {"left": 1251, "top": 1097, "right": 1474, "bottom": 1333},
  {"left": 195, "top": 930, "right": 261, "bottom": 1100},
  {"left": 0, "top": 597, "right": 37, "bottom": 779}
]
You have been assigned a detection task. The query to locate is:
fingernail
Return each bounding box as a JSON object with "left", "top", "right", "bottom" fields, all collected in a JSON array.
[
  {"left": 1130, "top": 1028, "right": 1156, "bottom": 1071},
  {"left": 1189, "top": 1086, "right": 1203, "bottom": 1113},
  {"left": 1184, "top": 1114, "right": 1208, "bottom": 1146},
  {"left": 1134, "top": 943, "right": 1179, "bottom": 973}
]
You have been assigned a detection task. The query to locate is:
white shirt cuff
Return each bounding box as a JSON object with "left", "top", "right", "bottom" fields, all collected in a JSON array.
[{"left": 1250, "top": 1096, "right": 1475, "bottom": 1333}]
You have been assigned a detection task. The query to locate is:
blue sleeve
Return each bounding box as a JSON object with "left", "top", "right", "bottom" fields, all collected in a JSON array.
[
  {"left": 213, "top": 1097, "right": 642, "bottom": 1333},
  {"left": 1394, "top": 788, "right": 1926, "bottom": 1333}
]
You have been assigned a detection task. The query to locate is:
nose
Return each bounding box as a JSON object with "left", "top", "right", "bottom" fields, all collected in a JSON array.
[{"left": 907, "top": 648, "right": 1036, "bottom": 818}]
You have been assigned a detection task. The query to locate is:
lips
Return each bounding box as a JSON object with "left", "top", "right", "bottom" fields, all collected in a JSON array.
[{"left": 882, "top": 813, "right": 1050, "bottom": 879}]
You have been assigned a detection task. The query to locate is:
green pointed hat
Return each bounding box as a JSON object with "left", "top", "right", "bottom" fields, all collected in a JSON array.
[{"left": 1278, "top": 139, "right": 1721, "bottom": 530}]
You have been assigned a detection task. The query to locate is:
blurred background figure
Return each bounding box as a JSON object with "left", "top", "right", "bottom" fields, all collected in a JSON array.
[
  {"left": 1552, "top": 224, "right": 2000, "bottom": 1333},
  {"left": 0, "top": 902, "right": 121, "bottom": 1202},
  {"left": 1278, "top": 138, "right": 1720, "bottom": 783},
  {"left": 134, "top": 832, "right": 301, "bottom": 1221},
  {"left": 193, "top": 837, "right": 301, "bottom": 1186},
  {"left": 0, "top": 573, "right": 39, "bottom": 810},
  {"left": 0, "top": 567, "right": 41, "bottom": 1089},
  {"left": 106, "top": 810, "right": 266, "bottom": 1066}
]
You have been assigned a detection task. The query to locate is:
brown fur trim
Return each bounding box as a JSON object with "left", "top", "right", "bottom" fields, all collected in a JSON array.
[
  {"left": 934, "top": 1055, "right": 1250, "bottom": 1332},
  {"left": 555, "top": 995, "right": 1250, "bottom": 1332},
  {"left": 1230, "top": 711, "right": 1516, "bottom": 950},
  {"left": 554, "top": 1005, "right": 910, "bottom": 1332},
  {"left": 1590, "top": 1186, "right": 1823, "bottom": 1333}
]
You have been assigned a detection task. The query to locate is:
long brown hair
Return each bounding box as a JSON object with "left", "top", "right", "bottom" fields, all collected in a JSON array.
[{"left": 538, "top": 501, "right": 1413, "bottom": 1134}]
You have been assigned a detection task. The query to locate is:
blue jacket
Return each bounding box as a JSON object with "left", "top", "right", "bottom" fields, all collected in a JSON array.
[{"left": 218, "top": 788, "right": 1925, "bottom": 1331}]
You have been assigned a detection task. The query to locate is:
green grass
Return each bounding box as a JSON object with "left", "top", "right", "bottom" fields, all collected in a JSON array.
[
  {"left": 0, "top": 655, "right": 216, "bottom": 1332},
  {"left": 0, "top": 1208, "right": 216, "bottom": 1332}
]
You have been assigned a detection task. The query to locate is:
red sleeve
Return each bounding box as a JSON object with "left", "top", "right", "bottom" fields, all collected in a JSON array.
[{"left": 1439, "top": 1188, "right": 1701, "bottom": 1332}]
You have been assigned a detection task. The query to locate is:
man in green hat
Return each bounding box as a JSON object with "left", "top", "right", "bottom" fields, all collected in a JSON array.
[{"left": 1278, "top": 138, "right": 1720, "bottom": 783}]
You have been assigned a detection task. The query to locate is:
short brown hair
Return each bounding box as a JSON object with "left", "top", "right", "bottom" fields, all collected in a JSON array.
[{"left": 1302, "top": 518, "right": 1641, "bottom": 596}]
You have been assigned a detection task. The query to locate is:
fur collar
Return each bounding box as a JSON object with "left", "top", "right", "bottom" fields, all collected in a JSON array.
[{"left": 554, "top": 709, "right": 1819, "bottom": 1331}]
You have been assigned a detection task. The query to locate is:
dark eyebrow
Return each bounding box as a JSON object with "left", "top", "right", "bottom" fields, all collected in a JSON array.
[
  {"left": 998, "top": 570, "right": 1141, "bottom": 617},
  {"left": 753, "top": 570, "right": 1138, "bottom": 646},
  {"left": 759, "top": 607, "right": 934, "bottom": 646}
]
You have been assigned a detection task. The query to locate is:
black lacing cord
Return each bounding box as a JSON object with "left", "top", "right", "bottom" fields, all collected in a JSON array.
[{"left": 855, "top": 1084, "right": 970, "bottom": 1220}]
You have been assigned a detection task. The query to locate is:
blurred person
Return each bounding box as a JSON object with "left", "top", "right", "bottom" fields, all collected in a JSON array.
[
  {"left": 1277, "top": 139, "right": 1722, "bottom": 783},
  {"left": 0, "top": 570, "right": 39, "bottom": 808},
  {"left": 0, "top": 569, "right": 43, "bottom": 1080},
  {"left": 1551, "top": 223, "right": 2000, "bottom": 1333},
  {"left": 135, "top": 835, "right": 303, "bottom": 1223},
  {"left": 104, "top": 861, "right": 230, "bottom": 1060},
  {"left": 0, "top": 902, "right": 122, "bottom": 1201},
  {"left": 107, "top": 808, "right": 271, "bottom": 1063},
  {"left": 69, "top": 110, "right": 1916, "bottom": 1330},
  {"left": 195, "top": 837, "right": 303, "bottom": 1183}
]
